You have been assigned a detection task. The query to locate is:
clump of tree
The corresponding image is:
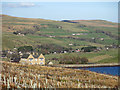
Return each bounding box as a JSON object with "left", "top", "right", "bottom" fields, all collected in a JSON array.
[
  {"left": 81, "top": 46, "right": 97, "bottom": 52},
  {"left": 13, "top": 29, "right": 36, "bottom": 35},
  {"left": 36, "top": 44, "right": 69, "bottom": 53},
  {"left": 2, "top": 50, "right": 20, "bottom": 62},
  {"left": 2, "top": 50, "right": 7, "bottom": 57},
  {"left": 17, "top": 44, "right": 70, "bottom": 55},
  {"left": 59, "top": 55, "right": 88, "bottom": 64},
  {"left": 35, "top": 48, "right": 48, "bottom": 55},
  {"left": 10, "top": 53, "right": 20, "bottom": 62},
  {"left": 18, "top": 46, "right": 33, "bottom": 53}
]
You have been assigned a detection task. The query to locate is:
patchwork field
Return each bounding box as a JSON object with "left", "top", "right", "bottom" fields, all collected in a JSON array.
[
  {"left": 2, "top": 15, "right": 118, "bottom": 50},
  {"left": 45, "top": 48, "right": 118, "bottom": 64},
  {"left": 2, "top": 15, "right": 118, "bottom": 64}
]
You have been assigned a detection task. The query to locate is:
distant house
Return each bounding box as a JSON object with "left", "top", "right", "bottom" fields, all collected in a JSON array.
[
  {"left": 17, "top": 33, "right": 25, "bottom": 36},
  {"left": 69, "top": 43, "right": 73, "bottom": 46},
  {"left": 76, "top": 49, "right": 80, "bottom": 52},
  {"left": 72, "top": 33, "right": 88, "bottom": 36},
  {"left": 72, "top": 34, "right": 75, "bottom": 36},
  {"left": 20, "top": 54, "right": 45, "bottom": 65},
  {"left": 48, "top": 61, "right": 53, "bottom": 65},
  {"left": 49, "top": 35, "right": 56, "bottom": 38},
  {"left": 8, "top": 51, "right": 13, "bottom": 54},
  {"left": 64, "top": 51, "right": 67, "bottom": 53},
  {"left": 54, "top": 52, "right": 57, "bottom": 54}
]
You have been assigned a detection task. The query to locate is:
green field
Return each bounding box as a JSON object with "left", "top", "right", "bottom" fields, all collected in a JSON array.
[
  {"left": 2, "top": 15, "right": 118, "bottom": 63},
  {"left": 45, "top": 48, "right": 118, "bottom": 64}
]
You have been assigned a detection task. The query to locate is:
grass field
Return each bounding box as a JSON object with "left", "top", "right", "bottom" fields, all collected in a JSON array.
[
  {"left": 2, "top": 15, "right": 118, "bottom": 64},
  {"left": 2, "top": 15, "right": 118, "bottom": 50},
  {"left": 45, "top": 48, "right": 118, "bottom": 64}
]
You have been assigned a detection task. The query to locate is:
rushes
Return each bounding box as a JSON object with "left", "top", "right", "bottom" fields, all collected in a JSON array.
[{"left": 1, "top": 61, "right": 118, "bottom": 88}]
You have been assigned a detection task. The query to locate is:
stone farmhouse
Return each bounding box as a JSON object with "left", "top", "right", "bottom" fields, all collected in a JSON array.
[{"left": 19, "top": 54, "right": 45, "bottom": 65}]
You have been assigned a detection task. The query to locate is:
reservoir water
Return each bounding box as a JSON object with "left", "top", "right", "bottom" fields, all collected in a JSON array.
[{"left": 77, "top": 66, "right": 120, "bottom": 76}]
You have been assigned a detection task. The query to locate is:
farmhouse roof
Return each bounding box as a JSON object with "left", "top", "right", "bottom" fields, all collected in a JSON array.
[
  {"left": 48, "top": 61, "right": 53, "bottom": 65},
  {"left": 21, "top": 54, "right": 42, "bottom": 59}
]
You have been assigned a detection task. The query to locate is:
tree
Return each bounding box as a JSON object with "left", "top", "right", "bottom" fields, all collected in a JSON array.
[
  {"left": 59, "top": 55, "right": 88, "bottom": 64},
  {"left": 81, "top": 46, "right": 97, "bottom": 52},
  {"left": 2, "top": 50, "right": 7, "bottom": 57},
  {"left": 11, "top": 54, "right": 20, "bottom": 62},
  {"left": 18, "top": 46, "right": 33, "bottom": 53}
]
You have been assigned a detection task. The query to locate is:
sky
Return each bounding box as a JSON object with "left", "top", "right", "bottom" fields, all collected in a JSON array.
[
  {"left": 1, "top": 0, "right": 119, "bottom": 2},
  {"left": 2, "top": 2, "right": 118, "bottom": 22}
]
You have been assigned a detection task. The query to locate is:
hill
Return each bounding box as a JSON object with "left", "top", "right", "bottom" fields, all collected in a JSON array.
[
  {"left": 2, "top": 15, "right": 118, "bottom": 49},
  {"left": 2, "top": 15, "right": 118, "bottom": 63}
]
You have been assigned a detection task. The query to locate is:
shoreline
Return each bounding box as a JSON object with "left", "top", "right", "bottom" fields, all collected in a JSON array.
[
  {"left": 1, "top": 61, "right": 119, "bottom": 68},
  {"left": 52, "top": 63, "right": 120, "bottom": 68}
]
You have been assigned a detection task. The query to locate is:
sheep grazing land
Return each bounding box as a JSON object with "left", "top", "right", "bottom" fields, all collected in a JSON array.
[{"left": 1, "top": 61, "right": 118, "bottom": 89}]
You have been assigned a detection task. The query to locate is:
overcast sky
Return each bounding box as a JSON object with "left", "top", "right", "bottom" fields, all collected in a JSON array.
[{"left": 2, "top": 2, "right": 118, "bottom": 22}]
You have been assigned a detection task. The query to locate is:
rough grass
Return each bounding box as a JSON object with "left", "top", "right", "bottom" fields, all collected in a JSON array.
[
  {"left": 89, "top": 55, "right": 113, "bottom": 63},
  {"left": 1, "top": 61, "right": 118, "bottom": 88},
  {"left": 97, "top": 57, "right": 118, "bottom": 63}
]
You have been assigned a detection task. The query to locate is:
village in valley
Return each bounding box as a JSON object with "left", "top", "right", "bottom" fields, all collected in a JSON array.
[
  {"left": 1, "top": 2, "right": 119, "bottom": 89},
  {"left": 1, "top": 43, "right": 119, "bottom": 66},
  {"left": 1, "top": 16, "right": 119, "bottom": 66},
  {"left": 1, "top": 21, "right": 119, "bottom": 65}
]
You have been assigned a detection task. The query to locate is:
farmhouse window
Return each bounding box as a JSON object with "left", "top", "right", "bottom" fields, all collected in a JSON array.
[
  {"left": 35, "top": 59, "right": 37, "bottom": 61},
  {"left": 40, "top": 62, "right": 43, "bottom": 64},
  {"left": 39, "top": 58, "right": 43, "bottom": 61},
  {"left": 29, "top": 58, "right": 33, "bottom": 61}
]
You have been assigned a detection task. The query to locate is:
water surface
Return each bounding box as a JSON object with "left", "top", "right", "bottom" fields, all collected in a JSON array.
[{"left": 77, "top": 66, "right": 120, "bottom": 76}]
